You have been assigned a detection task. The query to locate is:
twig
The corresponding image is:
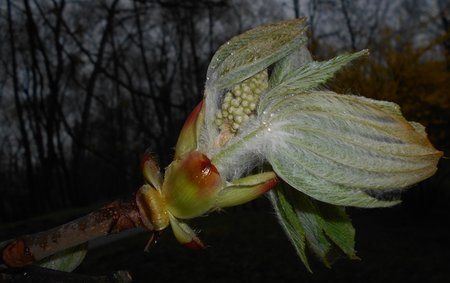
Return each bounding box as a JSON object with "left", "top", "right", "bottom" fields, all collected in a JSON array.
[
  {"left": 0, "top": 265, "right": 132, "bottom": 283},
  {"left": 1, "top": 197, "right": 146, "bottom": 268}
]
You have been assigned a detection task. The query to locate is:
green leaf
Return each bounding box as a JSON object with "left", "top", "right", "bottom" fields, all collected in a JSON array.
[
  {"left": 260, "top": 50, "right": 369, "bottom": 110},
  {"left": 291, "top": 186, "right": 332, "bottom": 266},
  {"left": 206, "top": 18, "right": 307, "bottom": 91},
  {"left": 269, "top": 46, "right": 313, "bottom": 87},
  {"left": 263, "top": 91, "right": 441, "bottom": 207},
  {"left": 317, "top": 202, "right": 358, "bottom": 260},
  {"left": 269, "top": 184, "right": 358, "bottom": 270},
  {"left": 37, "top": 242, "right": 87, "bottom": 272},
  {"left": 268, "top": 185, "right": 311, "bottom": 272},
  {"left": 268, "top": 148, "right": 399, "bottom": 208}
]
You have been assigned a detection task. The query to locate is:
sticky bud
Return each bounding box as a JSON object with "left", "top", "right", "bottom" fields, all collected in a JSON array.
[{"left": 162, "top": 151, "right": 223, "bottom": 219}]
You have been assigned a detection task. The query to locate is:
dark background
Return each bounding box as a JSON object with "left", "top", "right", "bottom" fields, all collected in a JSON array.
[{"left": 0, "top": 0, "right": 449, "bottom": 282}]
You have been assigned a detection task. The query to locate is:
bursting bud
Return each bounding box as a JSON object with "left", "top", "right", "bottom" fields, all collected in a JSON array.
[
  {"left": 135, "top": 18, "right": 441, "bottom": 262},
  {"left": 162, "top": 151, "right": 223, "bottom": 219}
]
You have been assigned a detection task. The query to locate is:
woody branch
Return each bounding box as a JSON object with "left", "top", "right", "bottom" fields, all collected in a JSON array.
[{"left": 1, "top": 196, "right": 147, "bottom": 268}]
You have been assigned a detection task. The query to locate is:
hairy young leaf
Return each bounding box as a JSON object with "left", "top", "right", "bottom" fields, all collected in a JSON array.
[
  {"left": 206, "top": 18, "right": 307, "bottom": 90},
  {"left": 269, "top": 184, "right": 358, "bottom": 270},
  {"left": 268, "top": 185, "right": 310, "bottom": 272},
  {"left": 269, "top": 46, "right": 313, "bottom": 87},
  {"left": 259, "top": 50, "right": 369, "bottom": 110},
  {"left": 261, "top": 91, "right": 441, "bottom": 207},
  {"left": 317, "top": 202, "right": 357, "bottom": 260},
  {"left": 289, "top": 187, "right": 332, "bottom": 266}
]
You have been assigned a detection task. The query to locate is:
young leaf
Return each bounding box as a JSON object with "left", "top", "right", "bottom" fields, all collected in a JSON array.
[
  {"left": 317, "top": 202, "right": 358, "bottom": 260},
  {"left": 269, "top": 46, "right": 313, "bottom": 87},
  {"left": 37, "top": 242, "right": 87, "bottom": 272},
  {"left": 289, "top": 186, "right": 332, "bottom": 267},
  {"left": 259, "top": 49, "right": 369, "bottom": 110},
  {"left": 262, "top": 91, "right": 442, "bottom": 207},
  {"left": 269, "top": 154, "right": 398, "bottom": 208},
  {"left": 269, "top": 184, "right": 358, "bottom": 271},
  {"left": 206, "top": 18, "right": 308, "bottom": 90},
  {"left": 268, "top": 185, "right": 311, "bottom": 272}
]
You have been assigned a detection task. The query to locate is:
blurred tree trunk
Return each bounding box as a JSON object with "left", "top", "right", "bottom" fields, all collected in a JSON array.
[
  {"left": 339, "top": 0, "right": 356, "bottom": 50},
  {"left": 71, "top": 0, "right": 119, "bottom": 204},
  {"left": 7, "top": 0, "right": 35, "bottom": 213},
  {"left": 23, "top": 0, "right": 72, "bottom": 210},
  {"left": 293, "top": 0, "right": 300, "bottom": 18},
  {"left": 437, "top": 0, "right": 450, "bottom": 70}
]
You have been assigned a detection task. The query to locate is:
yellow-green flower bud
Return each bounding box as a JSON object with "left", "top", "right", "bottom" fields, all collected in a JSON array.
[{"left": 215, "top": 70, "right": 268, "bottom": 133}]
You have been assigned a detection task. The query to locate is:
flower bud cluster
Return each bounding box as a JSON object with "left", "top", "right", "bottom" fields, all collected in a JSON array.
[{"left": 215, "top": 70, "right": 268, "bottom": 132}]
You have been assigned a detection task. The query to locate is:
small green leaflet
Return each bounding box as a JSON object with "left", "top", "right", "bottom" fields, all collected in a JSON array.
[
  {"left": 269, "top": 183, "right": 358, "bottom": 271},
  {"left": 268, "top": 46, "right": 313, "bottom": 87},
  {"left": 259, "top": 49, "right": 369, "bottom": 110},
  {"left": 37, "top": 242, "right": 88, "bottom": 272},
  {"left": 268, "top": 184, "right": 310, "bottom": 271}
]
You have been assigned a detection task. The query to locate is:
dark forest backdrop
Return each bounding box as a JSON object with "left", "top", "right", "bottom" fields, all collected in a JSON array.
[{"left": 0, "top": 0, "right": 449, "bottom": 222}]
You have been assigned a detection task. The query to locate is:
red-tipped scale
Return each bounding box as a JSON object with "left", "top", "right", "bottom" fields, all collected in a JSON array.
[
  {"left": 175, "top": 100, "right": 205, "bottom": 158},
  {"left": 140, "top": 150, "right": 162, "bottom": 189},
  {"left": 169, "top": 214, "right": 205, "bottom": 250},
  {"left": 215, "top": 173, "right": 279, "bottom": 209}
]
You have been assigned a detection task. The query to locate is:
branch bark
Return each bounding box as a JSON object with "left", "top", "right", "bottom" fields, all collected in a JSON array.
[
  {"left": 1, "top": 265, "right": 132, "bottom": 283},
  {"left": 1, "top": 197, "right": 146, "bottom": 268}
]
